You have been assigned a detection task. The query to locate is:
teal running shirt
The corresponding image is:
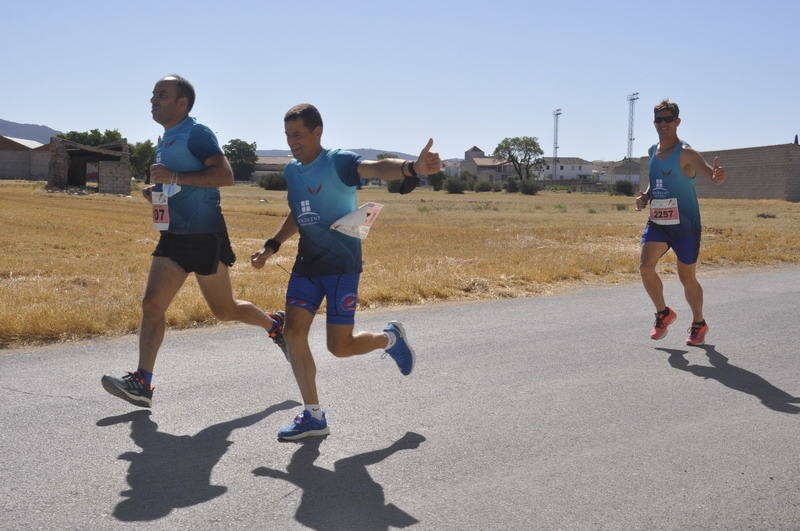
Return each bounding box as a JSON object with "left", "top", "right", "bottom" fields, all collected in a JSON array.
[
  {"left": 647, "top": 141, "right": 701, "bottom": 235},
  {"left": 285, "top": 148, "right": 363, "bottom": 276},
  {"left": 155, "top": 116, "right": 226, "bottom": 234}
]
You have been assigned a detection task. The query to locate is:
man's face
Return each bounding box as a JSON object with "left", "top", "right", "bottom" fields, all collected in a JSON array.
[
  {"left": 654, "top": 110, "right": 680, "bottom": 139},
  {"left": 284, "top": 118, "right": 322, "bottom": 162},
  {"left": 150, "top": 80, "right": 187, "bottom": 126}
]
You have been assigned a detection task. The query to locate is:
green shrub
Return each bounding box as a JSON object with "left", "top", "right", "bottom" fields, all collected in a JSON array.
[
  {"left": 505, "top": 178, "right": 520, "bottom": 193},
  {"left": 444, "top": 177, "right": 465, "bottom": 194},
  {"left": 520, "top": 180, "right": 541, "bottom": 195},
  {"left": 612, "top": 180, "right": 635, "bottom": 196},
  {"left": 258, "top": 173, "right": 286, "bottom": 190},
  {"left": 475, "top": 181, "right": 492, "bottom": 192}
]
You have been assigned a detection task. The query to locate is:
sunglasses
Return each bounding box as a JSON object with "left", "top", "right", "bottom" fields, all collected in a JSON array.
[{"left": 653, "top": 116, "right": 676, "bottom": 124}]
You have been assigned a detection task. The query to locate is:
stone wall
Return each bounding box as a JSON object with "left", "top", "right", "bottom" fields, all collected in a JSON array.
[
  {"left": 98, "top": 161, "right": 131, "bottom": 195},
  {"left": 639, "top": 143, "right": 800, "bottom": 201}
]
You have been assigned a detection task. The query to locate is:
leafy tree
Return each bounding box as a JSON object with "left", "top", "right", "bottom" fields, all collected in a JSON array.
[
  {"left": 376, "top": 153, "right": 397, "bottom": 160},
  {"left": 427, "top": 171, "right": 445, "bottom": 191},
  {"left": 58, "top": 129, "right": 122, "bottom": 146},
  {"left": 493, "top": 137, "right": 544, "bottom": 180},
  {"left": 223, "top": 139, "right": 258, "bottom": 180},
  {"left": 129, "top": 140, "right": 155, "bottom": 181}
]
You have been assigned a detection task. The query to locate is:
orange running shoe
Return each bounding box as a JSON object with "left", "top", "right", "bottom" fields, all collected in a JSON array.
[
  {"left": 650, "top": 307, "right": 677, "bottom": 340},
  {"left": 686, "top": 321, "right": 709, "bottom": 346}
]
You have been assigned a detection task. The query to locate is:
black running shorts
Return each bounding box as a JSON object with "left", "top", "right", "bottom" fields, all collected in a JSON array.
[{"left": 152, "top": 231, "right": 236, "bottom": 276}]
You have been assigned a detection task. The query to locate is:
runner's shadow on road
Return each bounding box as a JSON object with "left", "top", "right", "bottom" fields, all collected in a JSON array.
[
  {"left": 658, "top": 345, "right": 800, "bottom": 414},
  {"left": 96, "top": 399, "right": 300, "bottom": 521},
  {"left": 253, "top": 431, "right": 426, "bottom": 530}
]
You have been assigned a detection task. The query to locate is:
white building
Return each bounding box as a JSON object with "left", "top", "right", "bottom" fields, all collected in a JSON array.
[{"left": 541, "top": 157, "right": 593, "bottom": 180}]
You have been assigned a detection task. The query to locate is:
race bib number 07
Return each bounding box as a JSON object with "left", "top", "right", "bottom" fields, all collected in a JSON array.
[
  {"left": 649, "top": 198, "right": 680, "bottom": 225},
  {"left": 152, "top": 191, "right": 170, "bottom": 231}
]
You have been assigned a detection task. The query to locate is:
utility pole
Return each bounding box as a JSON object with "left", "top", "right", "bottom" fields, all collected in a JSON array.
[
  {"left": 553, "top": 108, "right": 562, "bottom": 181},
  {"left": 627, "top": 93, "right": 639, "bottom": 182}
]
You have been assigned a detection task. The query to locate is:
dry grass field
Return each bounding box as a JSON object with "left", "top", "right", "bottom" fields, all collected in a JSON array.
[{"left": 1, "top": 180, "right": 798, "bottom": 348}]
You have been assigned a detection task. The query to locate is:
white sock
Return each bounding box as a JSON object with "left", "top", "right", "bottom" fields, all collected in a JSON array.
[
  {"left": 305, "top": 404, "right": 323, "bottom": 420},
  {"left": 384, "top": 330, "right": 397, "bottom": 350}
]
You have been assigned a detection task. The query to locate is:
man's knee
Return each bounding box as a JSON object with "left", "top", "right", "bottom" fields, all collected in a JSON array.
[
  {"left": 141, "top": 294, "right": 168, "bottom": 319},
  {"left": 678, "top": 267, "right": 699, "bottom": 286},
  {"left": 327, "top": 338, "right": 353, "bottom": 358},
  {"left": 639, "top": 261, "right": 657, "bottom": 275},
  {"left": 208, "top": 302, "right": 237, "bottom": 322}
]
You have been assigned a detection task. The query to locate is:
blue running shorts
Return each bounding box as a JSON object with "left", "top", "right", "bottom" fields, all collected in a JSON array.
[
  {"left": 641, "top": 221, "right": 701, "bottom": 265},
  {"left": 286, "top": 272, "right": 360, "bottom": 325}
]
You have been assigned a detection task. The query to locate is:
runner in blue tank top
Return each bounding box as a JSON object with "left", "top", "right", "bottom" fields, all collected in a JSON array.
[
  {"left": 100, "top": 75, "right": 286, "bottom": 409},
  {"left": 636, "top": 100, "right": 726, "bottom": 346},
  {"left": 251, "top": 103, "right": 442, "bottom": 440}
]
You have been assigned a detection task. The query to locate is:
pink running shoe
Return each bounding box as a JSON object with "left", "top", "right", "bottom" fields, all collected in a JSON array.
[
  {"left": 650, "top": 307, "right": 677, "bottom": 340},
  {"left": 686, "top": 322, "right": 709, "bottom": 346}
]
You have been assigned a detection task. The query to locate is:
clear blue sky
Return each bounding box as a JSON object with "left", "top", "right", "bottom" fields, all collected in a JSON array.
[{"left": 2, "top": 0, "right": 798, "bottom": 161}]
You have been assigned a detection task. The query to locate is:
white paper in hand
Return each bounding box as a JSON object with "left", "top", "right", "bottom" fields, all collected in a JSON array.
[{"left": 331, "top": 202, "right": 384, "bottom": 239}]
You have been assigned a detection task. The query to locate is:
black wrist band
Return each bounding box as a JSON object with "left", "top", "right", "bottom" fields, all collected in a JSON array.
[
  {"left": 408, "top": 161, "right": 418, "bottom": 177},
  {"left": 265, "top": 238, "right": 280, "bottom": 253}
]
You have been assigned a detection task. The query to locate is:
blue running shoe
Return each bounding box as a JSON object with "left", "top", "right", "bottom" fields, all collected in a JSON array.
[
  {"left": 277, "top": 410, "right": 329, "bottom": 440},
  {"left": 383, "top": 321, "right": 415, "bottom": 376}
]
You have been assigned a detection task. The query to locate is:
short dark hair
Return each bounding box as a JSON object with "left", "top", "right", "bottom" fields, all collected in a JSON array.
[
  {"left": 284, "top": 104, "right": 323, "bottom": 131},
  {"left": 654, "top": 99, "right": 679, "bottom": 118},
  {"left": 164, "top": 74, "right": 196, "bottom": 112}
]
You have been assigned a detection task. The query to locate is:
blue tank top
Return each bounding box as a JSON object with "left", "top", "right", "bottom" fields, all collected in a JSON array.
[
  {"left": 285, "top": 148, "right": 363, "bottom": 276},
  {"left": 155, "top": 117, "right": 226, "bottom": 234},
  {"left": 647, "top": 141, "right": 701, "bottom": 235}
]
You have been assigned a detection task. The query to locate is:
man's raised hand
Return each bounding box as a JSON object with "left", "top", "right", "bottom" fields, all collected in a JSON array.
[
  {"left": 711, "top": 156, "right": 726, "bottom": 184},
  {"left": 415, "top": 138, "right": 441, "bottom": 175}
]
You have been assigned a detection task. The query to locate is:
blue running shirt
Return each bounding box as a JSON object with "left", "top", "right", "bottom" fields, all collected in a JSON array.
[
  {"left": 155, "top": 116, "right": 226, "bottom": 234},
  {"left": 647, "top": 141, "right": 701, "bottom": 236},
  {"left": 285, "top": 148, "right": 363, "bottom": 276}
]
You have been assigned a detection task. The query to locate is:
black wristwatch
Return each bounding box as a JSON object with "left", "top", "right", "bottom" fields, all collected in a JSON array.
[{"left": 264, "top": 238, "right": 281, "bottom": 253}]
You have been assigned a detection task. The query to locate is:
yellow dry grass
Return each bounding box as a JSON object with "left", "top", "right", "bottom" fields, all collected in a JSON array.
[{"left": 1, "top": 181, "right": 798, "bottom": 347}]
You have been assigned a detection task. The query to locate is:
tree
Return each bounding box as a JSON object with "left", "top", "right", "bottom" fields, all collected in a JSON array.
[
  {"left": 129, "top": 140, "right": 155, "bottom": 181},
  {"left": 427, "top": 171, "right": 445, "bottom": 191},
  {"left": 58, "top": 129, "right": 122, "bottom": 146},
  {"left": 493, "top": 137, "right": 544, "bottom": 180},
  {"left": 223, "top": 139, "right": 258, "bottom": 180}
]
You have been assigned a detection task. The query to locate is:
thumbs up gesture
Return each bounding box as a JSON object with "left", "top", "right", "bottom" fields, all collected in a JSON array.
[
  {"left": 414, "top": 138, "right": 442, "bottom": 176},
  {"left": 711, "top": 156, "right": 726, "bottom": 184}
]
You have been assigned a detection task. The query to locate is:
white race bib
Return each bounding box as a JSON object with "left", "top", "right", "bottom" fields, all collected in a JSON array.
[
  {"left": 649, "top": 198, "right": 680, "bottom": 225},
  {"left": 152, "top": 191, "right": 170, "bottom": 231}
]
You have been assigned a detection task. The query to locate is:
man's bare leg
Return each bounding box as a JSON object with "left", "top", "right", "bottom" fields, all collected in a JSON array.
[
  {"left": 138, "top": 256, "right": 189, "bottom": 372},
  {"left": 640, "top": 241, "right": 670, "bottom": 311},
  {"left": 677, "top": 260, "right": 704, "bottom": 322},
  {"left": 326, "top": 324, "right": 388, "bottom": 358},
  {"left": 283, "top": 305, "right": 319, "bottom": 405},
  {"left": 195, "top": 263, "right": 277, "bottom": 331}
]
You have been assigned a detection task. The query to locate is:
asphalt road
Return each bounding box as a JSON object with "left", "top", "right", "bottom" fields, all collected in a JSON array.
[{"left": 2, "top": 268, "right": 799, "bottom": 530}]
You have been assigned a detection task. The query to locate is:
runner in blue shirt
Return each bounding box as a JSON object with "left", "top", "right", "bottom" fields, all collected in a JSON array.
[
  {"left": 636, "top": 100, "right": 726, "bottom": 346},
  {"left": 101, "top": 75, "right": 286, "bottom": 408},
  {"left": 251, "top": 103, "right": 441, "bottom": 440}
]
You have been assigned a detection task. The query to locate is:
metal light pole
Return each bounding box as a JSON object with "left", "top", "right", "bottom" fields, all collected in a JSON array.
[{"left": 553, "top": 108, "right": 562, "bottom": 180}]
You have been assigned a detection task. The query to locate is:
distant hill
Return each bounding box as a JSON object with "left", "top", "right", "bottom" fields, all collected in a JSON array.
[
  {"left": 0, "top": 119, "right": 61, "bottom": 144},
  {"left": 257, "top": 148, "right": 416, "bottom": 160}
]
